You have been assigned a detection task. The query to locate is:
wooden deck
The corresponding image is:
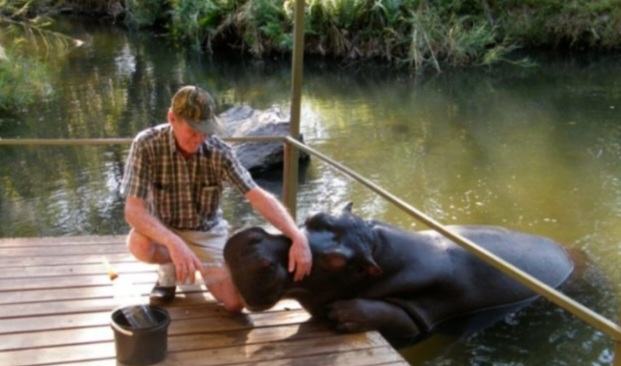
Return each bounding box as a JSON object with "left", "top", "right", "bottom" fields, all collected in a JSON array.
[{"left": 0, "top": 235, "right": 408, "bottom": 366}]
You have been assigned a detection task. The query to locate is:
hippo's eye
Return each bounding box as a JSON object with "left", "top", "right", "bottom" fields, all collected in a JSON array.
[
  {"left": 258, "top": 258, "right": 273, "bottom": 270},
  {"left": 350, "top": 260, "right": 369, "bottom": 276}
]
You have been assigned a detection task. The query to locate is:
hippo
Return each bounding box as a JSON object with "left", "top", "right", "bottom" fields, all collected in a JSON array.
[{"left": 224, "top": 204, "right": 574, "bottom": 345}]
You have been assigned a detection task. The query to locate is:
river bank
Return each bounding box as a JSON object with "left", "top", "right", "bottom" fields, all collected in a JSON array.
[
  {"left": 3, "top": 0, "right": 621, "bottom": 110},
  {"left": 2, "top": 0, "right": 621, "bottom": 71}
]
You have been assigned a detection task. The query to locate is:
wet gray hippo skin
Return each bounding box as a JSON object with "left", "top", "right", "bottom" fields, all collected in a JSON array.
[{"left": 224, "top": 204, "right": 574, "bottom": 344}]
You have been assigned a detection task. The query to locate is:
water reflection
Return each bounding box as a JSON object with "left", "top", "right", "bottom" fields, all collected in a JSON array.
[
  {"left": 0, "top": 19, "right": 620, "bottom": 365},
  {"left": 0, "top": 146, "right": 126, "bottom": 237}
]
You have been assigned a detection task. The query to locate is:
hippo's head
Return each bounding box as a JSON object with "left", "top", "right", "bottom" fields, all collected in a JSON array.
[
  {"left": 224, "top": 227, "right": 291, "bottom": 311},
  {"left": 224, "top": 203, "right": 383, "bottom": 311}
]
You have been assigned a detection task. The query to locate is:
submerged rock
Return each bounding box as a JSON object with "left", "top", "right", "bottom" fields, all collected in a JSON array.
[{"left": 219, "top": 105, "right": 310, "bottom": 177}]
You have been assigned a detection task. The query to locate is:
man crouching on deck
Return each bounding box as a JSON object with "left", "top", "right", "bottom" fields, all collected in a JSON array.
[{"left": 120, "top": 85, "right": 311, "bottom": 312}]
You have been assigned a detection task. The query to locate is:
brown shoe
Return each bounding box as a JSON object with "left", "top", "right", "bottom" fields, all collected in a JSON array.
[{"left": 149, "top": 282, "right": 176, "bottom": 306}]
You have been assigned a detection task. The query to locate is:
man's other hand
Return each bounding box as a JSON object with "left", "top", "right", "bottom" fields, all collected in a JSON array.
[
  {"left": 288, "top": 234, "right": 312, "bottom": 281},
  {"left": 168, "top": 239, "right": 204, "bottom": 284}
]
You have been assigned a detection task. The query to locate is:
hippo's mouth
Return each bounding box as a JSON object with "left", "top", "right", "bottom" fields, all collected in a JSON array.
[
  {"left": 245, "top": 301, "right": 278, "bottom": 312},
  {"left": 240, "top": 290, "right": 283, "bottom": 311},
  {"left": 239, "top": 285, "right": 284, "bottom": 311}
]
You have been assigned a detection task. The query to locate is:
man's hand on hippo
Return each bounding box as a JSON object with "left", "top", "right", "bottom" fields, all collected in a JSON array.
[
  {"left": 288, "top": 232, "right": 312, "bottom": 282},
  {"left": 243, "top": 187, "right": 313, "bottom": 282}
]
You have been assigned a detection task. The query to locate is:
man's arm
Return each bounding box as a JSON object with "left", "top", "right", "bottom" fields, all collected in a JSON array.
[
  {"left": 124, "top": 196, "right": 204, "bottom": 284},
  {"left": 245, "top": 187, "right": 312, "bottom": 281}
]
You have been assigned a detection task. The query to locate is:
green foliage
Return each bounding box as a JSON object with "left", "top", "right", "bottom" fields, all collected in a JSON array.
[
  {"left": 3, "top": 0, "right": 621, "bottom": 71},
  {"left": 496, "top": 0, "right": 621, "bottom": 48},
  {"left": 168, "top": 0, "right": 220, "bottom": 50},
  {"left": 0, "top": 13, "right": 79, "bottom": 112},
  {"left": 124, "top": 0, "right": 168, "bottom": 28},
  {"left": 0, "top": 0, "right": 53, "bottom": 19},
  {"left": 0, "top": 45, "right": 50, "bottom": 112},
  {"left": 233, "top": 0, "right": 291, "bottom": 55},
  {"left": 322, "top": 0, "right": 367, "bottom": 29}
]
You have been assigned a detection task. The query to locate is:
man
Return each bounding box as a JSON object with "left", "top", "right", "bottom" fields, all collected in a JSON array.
[{"left": 121, "top": 85, "right": 311, "bottom": 312}]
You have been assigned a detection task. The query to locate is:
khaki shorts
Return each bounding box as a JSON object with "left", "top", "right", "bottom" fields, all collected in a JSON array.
[{"left": 171, "top": 219, "right": 230, "bottom": 266}]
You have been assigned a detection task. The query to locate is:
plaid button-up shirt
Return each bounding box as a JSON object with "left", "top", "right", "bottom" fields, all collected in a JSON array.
[{"left": 121, "top": 124, "right": 257, "bottom": 231}]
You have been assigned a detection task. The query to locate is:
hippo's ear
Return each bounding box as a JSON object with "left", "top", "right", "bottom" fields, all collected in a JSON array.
[
  {"left": 317, "top": 247, "right": 353, "bottom": 272},
  {"left": 342, "top": 202, "right": 353, "bottom": 213},
  {"left": 305, "top": 212, "right": 337, "bottom": 231}
]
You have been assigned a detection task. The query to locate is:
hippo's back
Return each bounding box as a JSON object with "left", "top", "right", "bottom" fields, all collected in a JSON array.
[
  {"left": 443, "top": 225, "right": 574, "bottom": 287},
  {"left": 400, "top": 225, "right": 574, "bottom": 331}
]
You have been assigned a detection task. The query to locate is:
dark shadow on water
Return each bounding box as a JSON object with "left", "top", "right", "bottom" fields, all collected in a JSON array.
[{"left": 251, "top": 159, "right": 311, "bottom": 198}]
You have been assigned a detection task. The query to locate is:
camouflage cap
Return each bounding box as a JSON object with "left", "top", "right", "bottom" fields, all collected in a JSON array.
[{"left": 171, "top": 85, "right": 222, "bottom": 134}]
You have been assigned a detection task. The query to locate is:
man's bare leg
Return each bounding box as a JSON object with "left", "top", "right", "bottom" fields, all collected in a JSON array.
[
  {"left": 203, "top": 266, "right": 244, "bottom": 313},
  {"left": 129, "top": 228, "right": 243, "bottom": 312},
  {"left": 126, "top": 228, "right": 177, "bottom": 305},
  {"left": 126, "top": 228, "right": 171, "bottom": 264}
]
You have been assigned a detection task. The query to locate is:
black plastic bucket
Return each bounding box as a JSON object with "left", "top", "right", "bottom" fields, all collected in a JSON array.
[{"left": 110, "top": 305, "right": 170, "bottom": 365}]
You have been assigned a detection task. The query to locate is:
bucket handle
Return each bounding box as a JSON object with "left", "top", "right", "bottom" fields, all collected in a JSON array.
[{"left": 111, "top": 319, "right": 134, "bottom": 337}]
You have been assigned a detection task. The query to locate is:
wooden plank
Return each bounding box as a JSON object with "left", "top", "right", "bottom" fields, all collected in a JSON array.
[
  {"left": 0, "top": 283, "right": 154, "bottom": 304},
  {"left": 52, "top": 347, "right": 406, "bottom": 366},
  {"left": 0, "top": 245, "right": 127, "bottom": 257},
  {"left": 0, "top": 235, "right": 125, "bottom": 247},
  {"left": 0, "top": 261, "right": 156, "bottom": 279},
  {"left": 0, "top": 282, "right": 239, "bottom": 305},
  {"left": 0, "top": 292, "right": 301, "bottom": 319},
  {"left": 0, "top": 253, "right": 134, "bottom": 267},
  {"left": 0, "top": 272, "right": 158, "bottom": 292},
  {"left": 0, "top": 306, "right": 309, "bottom": 351},
  {"left": 0, "top": 311, "right": 316, "bottom": 365},
  {"left": 236, "top": 346, "right": 406, "bottom": 366},
  {"left": 0, "top": 241, "right": 124, "bottom": 249},
  {"left": 0, "top": 290, "right": 209, "bottom": 320},
  {"left": 0, "top": 270, "right": 247, "bottom": 293},
  {"left": 1, "top": 330, "right": 387, "bottom": 366},
  {"left": 54, "top": 346, "right": 405, "bottom": 366},
  {"left": 157, "top": 332, "right": 388, "bottom": 365},
  {"left": 0, "top": 292, "right": 213, "bottom": 318},
  {"left": 0, "top": 306, "right": 310, "bottom": 334}
]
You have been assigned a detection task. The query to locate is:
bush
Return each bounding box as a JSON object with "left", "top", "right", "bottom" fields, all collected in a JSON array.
[
  {"left": 0, "top": 46, "right": 50, "bottom": 112},
  {"left": 3, "top": 0, "right": 621, "bottom": 71}
]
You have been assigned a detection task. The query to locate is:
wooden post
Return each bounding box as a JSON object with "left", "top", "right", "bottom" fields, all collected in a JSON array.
[
  {"left": 615, "top": 321, "right": 621, "bottom": 366},
  {"left": 282, "top": 0, "right": 305, "bottom": 220}
]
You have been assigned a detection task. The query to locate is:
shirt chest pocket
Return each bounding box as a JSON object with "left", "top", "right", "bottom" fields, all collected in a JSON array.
[
  {"left": 152, "top": 181, "right": 174, "bottom": 222},
  {"left": 196, "top": 184, "right": 220, "bottom": 219}
]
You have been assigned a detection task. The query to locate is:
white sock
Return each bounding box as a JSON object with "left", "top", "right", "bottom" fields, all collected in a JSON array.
[{"left": 157, "top": 263, "right": 176, "bottom": 287}]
